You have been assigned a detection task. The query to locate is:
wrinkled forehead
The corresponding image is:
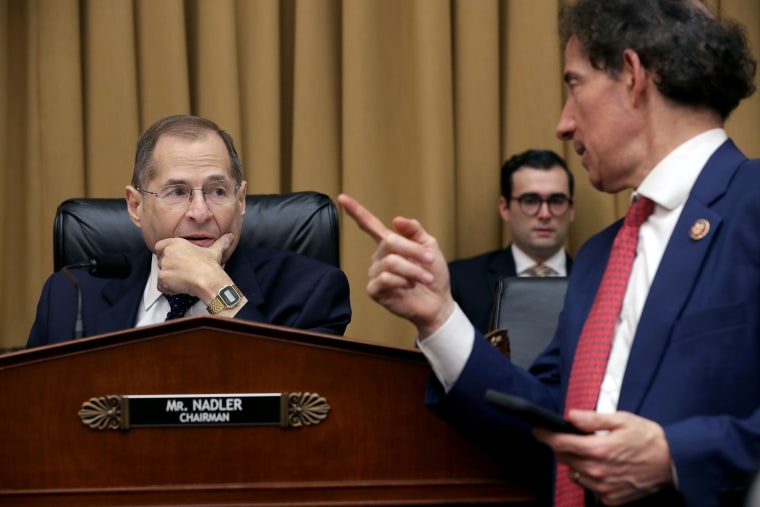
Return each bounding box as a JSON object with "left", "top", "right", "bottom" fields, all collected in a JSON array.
[{"left": 150, "top": 134, "right": 233, "bottom": 182}]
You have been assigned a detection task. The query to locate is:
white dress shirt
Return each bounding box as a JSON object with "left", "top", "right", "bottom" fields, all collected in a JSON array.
[
  {"left": 421, "top": 128, "right": 728, "bottom": 402},
  {"left": 512, "top": 244, "right": 568, "bottom": 277},
  {"left": 134, "top": 254, "right": 206, "bottom": 327}
]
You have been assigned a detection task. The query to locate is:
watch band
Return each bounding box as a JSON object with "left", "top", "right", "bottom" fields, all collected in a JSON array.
[{"left": 207, "top": 284, "right": 243, "bottom": 314}]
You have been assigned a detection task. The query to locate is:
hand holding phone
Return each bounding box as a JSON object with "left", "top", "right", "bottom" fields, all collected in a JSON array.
[{"left": 484, "top": 389, "right": 586, "bottom": 434}]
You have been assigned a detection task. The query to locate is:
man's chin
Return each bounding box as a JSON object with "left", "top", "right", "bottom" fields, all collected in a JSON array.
[{"left": 528, "top": 243, "right": 562, "bottom": 258}]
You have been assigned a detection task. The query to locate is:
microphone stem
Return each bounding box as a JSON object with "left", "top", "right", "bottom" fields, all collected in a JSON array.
[{"left": 61, "top": 267, "right": 86, "bottom": 339}]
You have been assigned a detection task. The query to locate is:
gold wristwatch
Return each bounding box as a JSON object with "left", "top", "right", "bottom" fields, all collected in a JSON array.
[{"left": 207, "top": 284, "right": 243, "bottom": 314}]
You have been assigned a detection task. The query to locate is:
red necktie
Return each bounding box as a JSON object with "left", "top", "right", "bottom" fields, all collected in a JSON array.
[{"left": 554, "top": 197, "right": 654, "bottom": 507}]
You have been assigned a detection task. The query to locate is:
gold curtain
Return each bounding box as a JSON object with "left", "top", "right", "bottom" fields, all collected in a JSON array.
[{"left": 1, "top": 0, "right": 758, "bottom": 351}]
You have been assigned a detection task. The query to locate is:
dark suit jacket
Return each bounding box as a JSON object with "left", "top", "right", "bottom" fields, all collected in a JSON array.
[
  {"left": 27, "top": 247, "right": 352, "bottom": 347},
  {"left": 448, "top": 246, "right": 573, "bottom": 334},
  {"left": 429, "top": 140, "right": 760, "bottom": 506}
]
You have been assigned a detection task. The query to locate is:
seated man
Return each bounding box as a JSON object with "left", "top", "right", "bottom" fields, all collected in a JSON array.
[
  {"left": 448, "top": 149, "right": 575, "bottom": 333},
  {"left": 27, "top": 114, "right": 351, "bottom": 347}
]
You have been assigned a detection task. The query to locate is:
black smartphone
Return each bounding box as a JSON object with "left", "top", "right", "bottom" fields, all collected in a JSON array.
[{"left": 484, "top": 389, "right": 585, "bottom": 434}]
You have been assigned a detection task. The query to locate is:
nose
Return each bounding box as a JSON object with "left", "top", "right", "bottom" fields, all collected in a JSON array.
[
  {"left": 185, "top": 189, "right": 213, "bottom": 221},
  {"left": 555, "top": 99, "right": 576, "bottom": 141},
  {"left": 536, "top": 200, "right": 552, "bottom": 219}
]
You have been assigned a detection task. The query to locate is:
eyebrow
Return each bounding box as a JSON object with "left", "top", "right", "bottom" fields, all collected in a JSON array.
[
  {"left": 162, "top": 175, "right": 229, "bottom": 186},
  {"left": 518, "top": 192, "right": 570, "bottom": 198}
]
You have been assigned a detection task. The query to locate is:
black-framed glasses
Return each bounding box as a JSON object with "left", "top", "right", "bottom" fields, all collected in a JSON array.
[
  {"left": 138, "top": 181, "right": 241, "bottom": 208},
  {"left": 510, "top": 192, "right": 572, "bottom": 217}
]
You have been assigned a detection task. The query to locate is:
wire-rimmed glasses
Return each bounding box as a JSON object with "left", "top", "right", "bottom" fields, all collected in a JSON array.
[{"left": 138, "top": 181, "right": 241, "bottom": 208}]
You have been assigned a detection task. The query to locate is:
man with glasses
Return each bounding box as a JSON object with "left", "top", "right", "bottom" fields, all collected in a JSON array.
[
  {"left": 27, "top": 115, "right": 351, "bottom": 347},
  {"left": 449, "top": 149, "right": 575, "bottom": 333}
]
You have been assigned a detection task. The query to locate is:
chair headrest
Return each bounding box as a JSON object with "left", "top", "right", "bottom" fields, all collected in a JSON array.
[{"left": 53, "top": 191, "right": 340, "bottom": 270}]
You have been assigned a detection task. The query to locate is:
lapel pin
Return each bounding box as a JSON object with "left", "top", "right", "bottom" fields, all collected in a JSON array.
[{"left": 689, "top": 219, "right": 710, "bottom": 240}]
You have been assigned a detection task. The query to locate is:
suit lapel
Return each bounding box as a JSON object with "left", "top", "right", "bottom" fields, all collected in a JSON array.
[
  {"left": 618, "top": 139, "right": 744, "bottom": 412},
  {"left": 219, "top": 250, "right": 269, "bottom": 322},
  {"left": 92, "top": 251, "right": 152, "bottom": 336},
  {"left": 486, "top": 248, "right": 517, "bottom": 311},
  {"left": 618, "top": 201, "right": 722, "bottom": 411},
  {"left": 487, "top": 247, "right": 517, "bottom": 280}
]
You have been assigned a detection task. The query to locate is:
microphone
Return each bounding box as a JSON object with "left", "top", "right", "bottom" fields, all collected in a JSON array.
[
  {"left": 64, "top": 253, "right": 132, "bottom": 278},
  {"left": 61, "top": 254, "right": 131, "bottom": 339}
]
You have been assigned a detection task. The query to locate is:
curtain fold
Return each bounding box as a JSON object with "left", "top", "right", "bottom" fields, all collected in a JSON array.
[
  {"left": 135, "top": 0, "right": 191, "bottom": 122},
  {"left": 236, "top": 0, "right": 282, "bottom": 192},
  {"left": 1, "top": 0, "right": 758, "bottom": 350},
  {"left": 452, "top": 0, "right": 501, "bottom": 258},
  {"left": 85, "top": 0, "right": 140, "bottom": 195},
  {"left": 291, "top": 0, "right": 342, "bottom": 194}
]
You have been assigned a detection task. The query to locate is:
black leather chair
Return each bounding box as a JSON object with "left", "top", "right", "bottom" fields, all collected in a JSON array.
[
  {"left": 488, "top": 276, "right": 568, "bottom": 369},
  {"left": 53, "top": 191, "right": 340, "bottom": 270}
]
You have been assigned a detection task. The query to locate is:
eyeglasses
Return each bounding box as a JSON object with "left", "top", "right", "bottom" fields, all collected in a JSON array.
[
  {"left": 138, "top": 181, "right": 241, "bottom": 208},
  {"left": 510, "top": 193, "right": 572, "bottom": 217}
]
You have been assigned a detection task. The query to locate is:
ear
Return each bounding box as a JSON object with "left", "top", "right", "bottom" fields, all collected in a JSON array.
[
  {"left": 237, "top": 180, "right": 247, "bottom": 217},
  {"left": 622, "top": 48, "right": 649, "bottom": 108},
  {"left": 125, "top": 186, "right": 143, "bottom": 228},
  {"left": 498, "top": 196, "right": 510, "bottom": 222},
  {"left": 568, "top": 198, "right": 576, "bottom": 223}
]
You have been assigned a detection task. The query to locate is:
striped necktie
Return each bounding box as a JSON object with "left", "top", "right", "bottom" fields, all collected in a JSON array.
[
  {"left": 527, "top": 264, "right": 557, "bottom": 277},
  {"left": 554, "top": 197, "right": 654, "bottom": 507}
]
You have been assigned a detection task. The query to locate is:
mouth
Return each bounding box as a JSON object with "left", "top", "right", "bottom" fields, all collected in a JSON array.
[
  {"left": 181, "top": 234, "right": 216, "bottom": 247},
  {"left": 574, "top": 142, "right": 589, "bottom": 169}
]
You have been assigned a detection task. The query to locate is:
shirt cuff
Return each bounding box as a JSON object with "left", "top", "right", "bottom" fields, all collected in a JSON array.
[{"left": 417, "top": 303, "right": 475, "bottom": 391}]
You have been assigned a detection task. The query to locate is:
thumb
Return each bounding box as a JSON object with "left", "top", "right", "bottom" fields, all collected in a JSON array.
[
  {"left": 392, "top": 216, "right": 439, "bottom": 256},
  {"left": 392, "top": 216, "right": 429, "bottom": 243},
  {"left": 567, "top": 409, "right": 615, "bottom": 433},
  {"left": 209, "top": 233, "right": 235, "bottom": 259}
]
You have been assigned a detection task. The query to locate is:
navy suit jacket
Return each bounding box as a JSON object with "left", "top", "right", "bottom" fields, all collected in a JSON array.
[
  {"left": 429, "top": 140, "right": 760, "bottom": 506},
  {"left": 27, "top": 247, "right": 351, "bottom": 347},
  {"left": 449, "top": 247, "right": 573, "bottom": 334}
]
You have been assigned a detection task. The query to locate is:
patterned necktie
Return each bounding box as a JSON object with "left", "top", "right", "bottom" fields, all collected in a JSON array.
[
  {"left": 165, "top": 293, "right": 200, "bottom": 321},
  {"left": 554, "top": 197, "right": 654, "bottom": 507},
  {"left": 527, "top": 264, "right": 557, "bottom": 277}
]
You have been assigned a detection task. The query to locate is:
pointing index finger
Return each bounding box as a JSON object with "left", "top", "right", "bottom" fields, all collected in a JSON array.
[{"left": 337, "top": 193, "right": 390, "bottom": 243}]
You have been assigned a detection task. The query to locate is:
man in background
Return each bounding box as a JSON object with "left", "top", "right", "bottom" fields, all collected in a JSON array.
[
  {"left": 449, "top": 149, "right": 575, "bottom": 333},
  {"left": 28, "top": 115, "right": 351, "bottom": 347}
]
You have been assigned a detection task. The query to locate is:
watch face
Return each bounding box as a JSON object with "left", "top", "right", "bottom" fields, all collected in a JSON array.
[{"left": 220, "top": 286, "right": 241, "bottom": 306}]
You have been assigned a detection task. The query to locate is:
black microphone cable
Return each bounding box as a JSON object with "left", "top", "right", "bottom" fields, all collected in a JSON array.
[{"left": 60, "top": 254, "right": 131, "bottom": 339}]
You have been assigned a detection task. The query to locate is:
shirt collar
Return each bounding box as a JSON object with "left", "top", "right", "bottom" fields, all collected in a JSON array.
[
  {"left": 142, "top": 254, "right": 164, "bottom": 312},
  {"left": 636, "top": 128, "right": 727, "bottom": 208},
  {"left": 511, "top": 243, "right": 567, "bottom": 276}
]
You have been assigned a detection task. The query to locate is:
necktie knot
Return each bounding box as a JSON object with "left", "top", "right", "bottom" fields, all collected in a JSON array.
[
  {"left": 526, "top": 264, "right": 557, "bottom": 277},
  {"left": 625, "top": 197, "right": 654, "bottom": 228},
  {"left": 165, "top": 293, "right": 199, "bottom": 321}
]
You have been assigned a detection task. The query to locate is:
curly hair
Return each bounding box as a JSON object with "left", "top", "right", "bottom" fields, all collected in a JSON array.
[{"left": 559, "top": 0, "right": 756, "bottom": 120}]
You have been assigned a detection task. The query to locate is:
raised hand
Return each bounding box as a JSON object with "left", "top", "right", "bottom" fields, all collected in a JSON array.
[
  {"left": 154, "top": 233, "right": 236, "bottom": 303},
  {"left": 337, "top": 194, "right": 455, "bottom": 338}
]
